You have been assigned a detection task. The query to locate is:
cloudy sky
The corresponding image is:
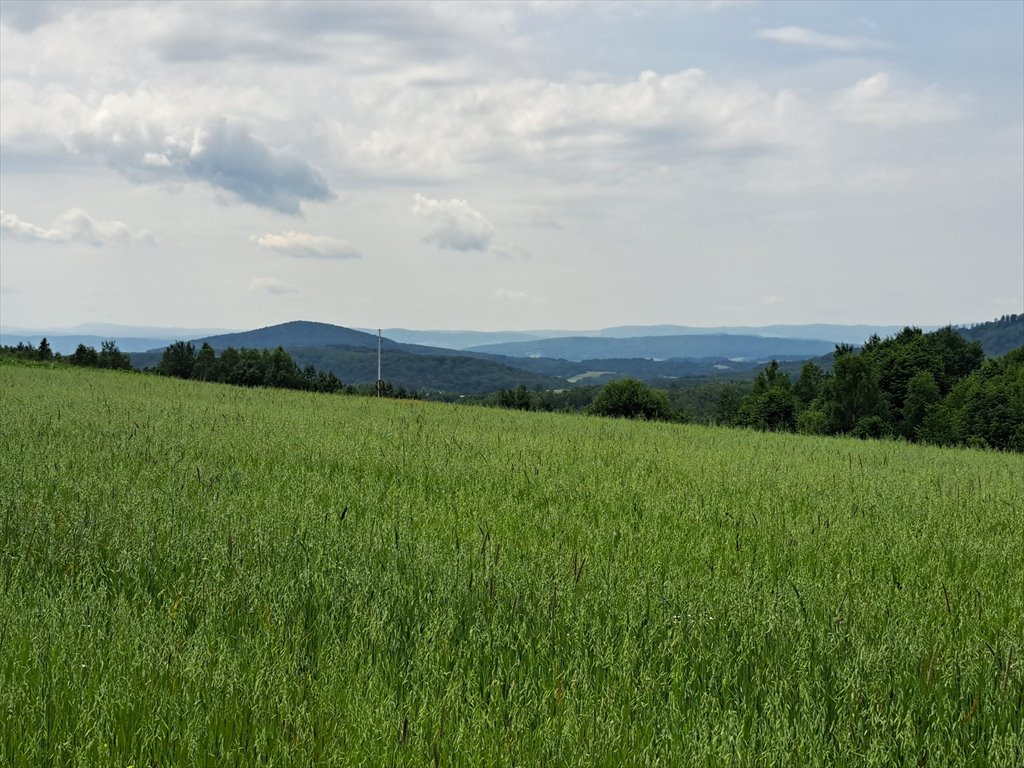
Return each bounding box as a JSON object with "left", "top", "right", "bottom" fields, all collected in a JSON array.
[{"left": 1, "top": 1, "right": 1021, "bottom": 332}]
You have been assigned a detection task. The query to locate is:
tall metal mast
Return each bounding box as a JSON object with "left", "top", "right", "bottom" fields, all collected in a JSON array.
[{"left": 376, "top": 328, "right": 382, "bottom": 397}]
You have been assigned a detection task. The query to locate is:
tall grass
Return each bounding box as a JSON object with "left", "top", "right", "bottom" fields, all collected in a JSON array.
[{"left": 1, "top": 365, "right": 1022, "bottom": 766}]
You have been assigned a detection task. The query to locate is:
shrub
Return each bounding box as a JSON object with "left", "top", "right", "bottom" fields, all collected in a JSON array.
[{"left": 589, "top": 378, "right": 673, "bottom": 421}]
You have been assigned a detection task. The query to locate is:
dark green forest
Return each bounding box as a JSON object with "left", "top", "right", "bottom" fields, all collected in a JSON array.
[
  {"left": 721, "top": 326, "right": 1023, "bottom": 450},
  {"left": 698, "top": 327, "right": 1019, "bottom": 451},
  {"left": 131, "top": 343, "right": 568, "bottom": 394},
  {"left": 284, "top": 345, "right": 565, "bottom": 394},
  {"left": 156, "top": 342, "right": 347, "bottom": 393},
  {"left": 958, "top": 313, "right": 1023, "bottom": 356},
  {"left": 483, "top": 325, "right": 1022, "bottom": 452}
]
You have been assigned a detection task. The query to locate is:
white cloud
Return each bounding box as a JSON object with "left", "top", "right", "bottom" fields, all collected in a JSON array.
[
  {"left": 74, "top": 116, "right": 332, "bottom": 214},
  {"left": 493, "top": 288, "right": 531, "bottom": 303},
  {"left": 1, "top": 63, "right": 804, "bottom": 194},
  {"left": 348, "top": 70, "right": 806, "bottom": 180},
  {"left": 248, "top": 277, "right": 298, "bottom": 295},
  {"left": 412, "top": 193, "right": 495, "bottom": 251},
  {"left": 0, "top": 77, "right": 332, "bottom": 214},
  {"left": 0, "top": 2, "right": 1017, "bottom": 331},
  {"left": 252, "top": 231, "right": 362, "bottom": 260},
  {"left": 491, "top": 244, "right": 531, "bottom": 260},
  {"left": 142, "top": 152, "right": 172, "bottom": 167},
  {"left": 0, "top": 0, "right": 70, "bottom": 32},
  {"left": 525, "top": 212, "right": 563, "bottom": 229},
  {"left": 756, "top": 26, "right": 887, "bottom": 53},
  {"left": 833, "top": 73, "right": 960, "bottom": 126},
  {"left": 0, "top": 208, "right": 155, "bottom": 245}
]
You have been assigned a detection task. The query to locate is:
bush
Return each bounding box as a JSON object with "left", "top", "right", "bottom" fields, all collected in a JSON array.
[
  {"left": 796, "top": 407, "right": 829, "bottom": 436},
  {"left": 851, "top": 415, "right": 889, "bottom": 440},
  {"left": 589, "top": 378, "right": 673, "bottom": 421},
  {"left": 735, "top": 388, "right": 796, "bottom": 432},
  {"left": 498, "top": 385, "right": 533, "bottom": 411},
  {"left": 70, "top": 344, "right": 99, "bottom": 367}
]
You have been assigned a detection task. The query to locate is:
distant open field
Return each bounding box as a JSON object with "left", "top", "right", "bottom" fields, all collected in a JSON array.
[{"left": 2, "top": 364, "right": 1022, "bottom": 766}]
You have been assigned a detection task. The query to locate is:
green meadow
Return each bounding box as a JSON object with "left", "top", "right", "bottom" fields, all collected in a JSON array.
[{"left": 2, "top": 364, "right": 1022, "bottom": 766}]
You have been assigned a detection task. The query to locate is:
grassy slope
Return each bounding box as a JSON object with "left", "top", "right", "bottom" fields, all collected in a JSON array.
[{"left": 2, "top": 365, "right": 1022, "bottom": 766}]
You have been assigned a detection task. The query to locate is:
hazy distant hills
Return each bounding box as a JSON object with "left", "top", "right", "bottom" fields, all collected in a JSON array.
[
  {"left": 186, "top": 322, "right": 834, "bottom": 361},
  {"left": 3, "top": 322, "right": 236, "bottom": 338},
  {"left": 465, "top": 334, "right": 837, "bottom": 362},
  {"left": 14, "top": 316, "right": 1017, "bottom": 394},
  {"left": 0, "top": 323, "right": 237, "bottom": 355},
  {"left": 124, "top": 320, "right": 799, "bottom": 391},
  {"left": 0, "top": 334, "right": 180, "bottom": 355},
  {"left": 375, "top": 323, "right": 933, "bottom": 350},
  {"left": 126, "top": 321, "right": 568, "bottom": 393},
  {"left": 365, "top": 329, "right": 549, "bottom": 349},
  {"left": 583, "top": 324, "right": 930, "bottom": 343},
  {"left": 5, "top": 320, "right": 971, "bottom": 358}
]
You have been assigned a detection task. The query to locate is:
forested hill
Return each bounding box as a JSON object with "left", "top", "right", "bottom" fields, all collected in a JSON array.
[
  {"left": 285, "top": 346, "right": 565, "bottom": 394},
  {"left": 179, "top": 320, "right": 505, "bottom": 359},
  {"left": 132, "top": 321, "right": 790, "bottom": 391},
  {"left": 190, "top": 321, "right": 387, "bottom": 351},
  {"left": 958, "top": 314, "right": 1023, "bottom": 357}
]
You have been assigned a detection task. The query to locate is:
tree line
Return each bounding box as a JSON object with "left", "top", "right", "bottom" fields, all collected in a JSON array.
[
  {"left": 488, "top": 326, "right": 1022, "bottom": 452},
  {"left": 714, "top": 326, "right": 1022, "bottom": 450},
  {"left": 154, "top": 341, "right": 418, "bottom": 398},
  {"left": 1, "top": 339, "right": 132, "bottom": 370},
  {"left": 0, "top": 338, "right": 403, "bottom": 398}
]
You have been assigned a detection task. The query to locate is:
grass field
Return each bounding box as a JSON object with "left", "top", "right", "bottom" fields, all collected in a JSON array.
[{"left": 2, "top": 364, "right": 1022, "bottom": 766}]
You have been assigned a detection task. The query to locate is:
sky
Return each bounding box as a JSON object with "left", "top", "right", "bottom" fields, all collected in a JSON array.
[{"left": 1, "top": 0, "right": 1021, "bottom": 332}]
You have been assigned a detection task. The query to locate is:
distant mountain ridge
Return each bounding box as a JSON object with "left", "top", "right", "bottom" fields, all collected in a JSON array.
[
  {"left": 363, "top": 329, "right": 548, "bottom": 349},
  {"left": 129, "top": 320, "right": 823, "bottom": 392},
  {"left": 0, "top": 334, "right": 184, "bottom": 355},
  {"left": 2, "top": 322, "right": 238, "bottom": 337},
  {"left": 185, "top": 321, "right": 505, "bottom": 360},
  {"left": 6, "top": 320, "right": 972, "bottom": 356},
  {"left": 189, "top": 321, "right": 386, "bottom": 352},
  {"left": 597, "top": 323, "right": 938, "bottom": 343},
  {"left": 464, "top": 334, "right": 838, "bottom": 362},
  {"left": 174, "top": 322, "right": 842, "bottom": 380},
  {"left": 129, "top": 321, "right": 569, "bottom": 394},
  {"left": 375, "top": 323, "right": 941, "bottom": 349},
  {"left": 1, "top": 323, "right": 238, "bottom": 356},
  {"left": 17, "top": 317, "right": 1015, "bottom": 395}
]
